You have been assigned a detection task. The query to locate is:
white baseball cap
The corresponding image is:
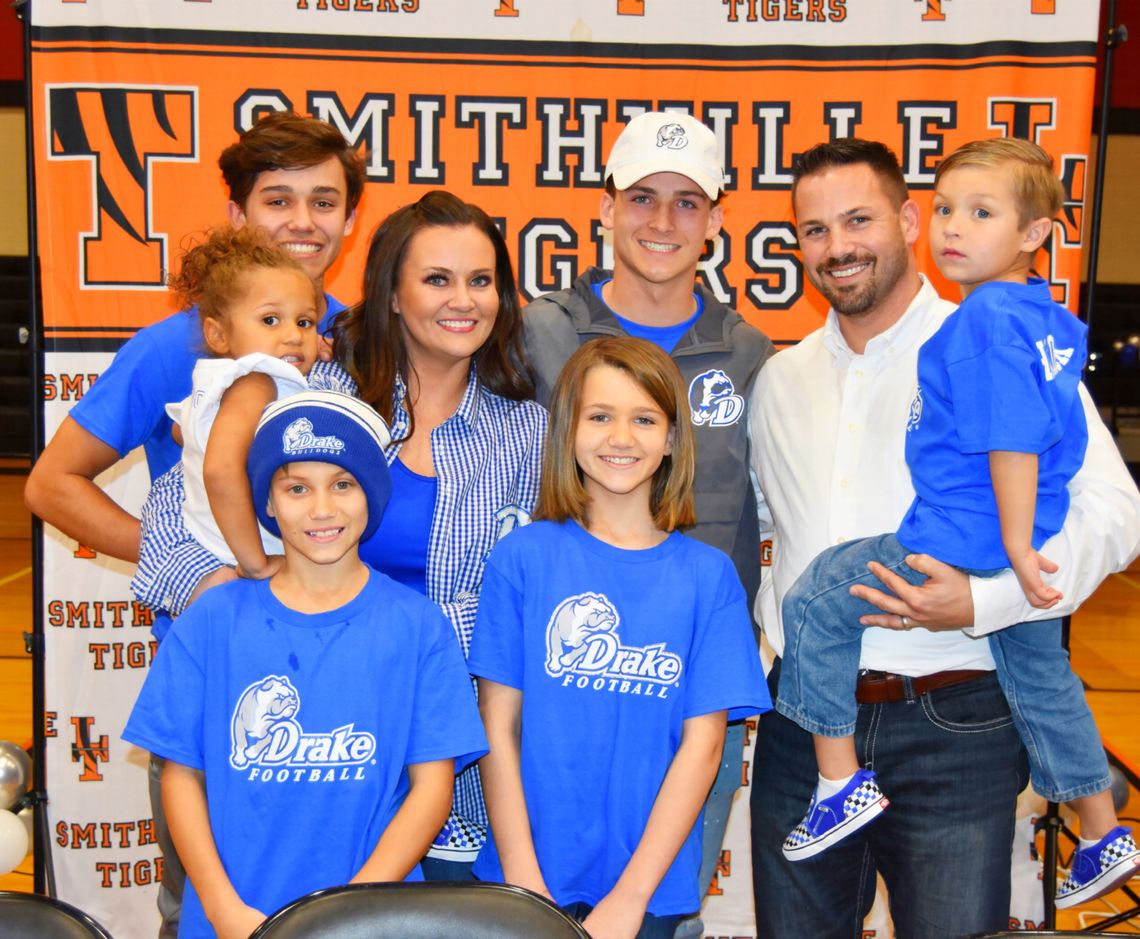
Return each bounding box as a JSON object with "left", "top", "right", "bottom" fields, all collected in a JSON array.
[{"left": 605, "top": 111, "right": 725, "bottom": 200}]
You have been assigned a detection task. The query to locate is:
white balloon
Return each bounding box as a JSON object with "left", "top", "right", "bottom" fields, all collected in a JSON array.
[
  {"left": 17, "top": 804, "right": 33, "bottom": 844},
  {"left": 0, "top": 809, "right": 28, "bottom": 875}
]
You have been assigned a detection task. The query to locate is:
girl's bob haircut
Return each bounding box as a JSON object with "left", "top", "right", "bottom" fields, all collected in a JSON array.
[{"left": 537, "top": 336, "right": 697, "bottom": 532}]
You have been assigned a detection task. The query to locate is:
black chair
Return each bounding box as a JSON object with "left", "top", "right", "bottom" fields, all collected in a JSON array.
[
  {"left": 0, "top": 891, "right": 114, "bottom": 939},
  {"left": 965, "top": 932, "right": 1130, "bottom": 937},
  {"left": 250, "top": 881, "right": 591, "bottom": 939}
]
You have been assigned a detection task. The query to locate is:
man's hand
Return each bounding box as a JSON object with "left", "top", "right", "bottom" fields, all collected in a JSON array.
[{"left": 851, "top": 554, "right": 974, "bottom": 631}]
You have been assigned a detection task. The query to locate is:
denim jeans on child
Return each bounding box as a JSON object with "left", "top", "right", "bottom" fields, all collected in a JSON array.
[
  {"left": 753, "top": 658, "right": 1029, "bottom": 939},
  {"left": 777, "top": 531, "right": 1109, "bottom": 801},
  {"left": 563, "top": 902, "right": 682, "bottom": 939}
]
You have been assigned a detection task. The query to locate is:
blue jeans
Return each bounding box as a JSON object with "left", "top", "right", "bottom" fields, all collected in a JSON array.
[
  {"left": 419, "top": 856, "right": 475, "bottom": 881},
  {"left": 563, "top": 902, "right": 682, "bottom": 939},
  {"left": 753, "top": 659, "right": 1029, "bottom": 939},
  {"left": 778, "top": 532, "right": 1109, "bottom": 801}
]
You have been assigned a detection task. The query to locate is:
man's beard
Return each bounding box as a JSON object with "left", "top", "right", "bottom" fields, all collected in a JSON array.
[{"left": 812, "top": 248, "right": 906, "bottom": 318}]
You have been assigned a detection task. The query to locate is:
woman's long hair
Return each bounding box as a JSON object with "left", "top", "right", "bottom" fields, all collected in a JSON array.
[{"left": 333, "top": 191, "right": 533, "bottom": 431}]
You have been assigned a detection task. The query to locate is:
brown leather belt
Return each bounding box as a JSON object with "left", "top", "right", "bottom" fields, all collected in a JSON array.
[{"left": 855, "top": 669, "right": 991, "bottom": 705}]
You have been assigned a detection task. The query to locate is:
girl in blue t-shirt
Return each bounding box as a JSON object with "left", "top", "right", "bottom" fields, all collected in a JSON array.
[{"left": 468, "top": 337, "right": 770, "bottom": 939}]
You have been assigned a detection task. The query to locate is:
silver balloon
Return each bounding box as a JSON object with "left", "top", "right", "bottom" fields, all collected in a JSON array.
[{"left": 0, "top": 741, "right": 30, "bottom": 811}]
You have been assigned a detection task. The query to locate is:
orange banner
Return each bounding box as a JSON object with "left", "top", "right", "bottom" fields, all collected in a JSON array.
[{"left": 33, "top": 36, "right": 1094, "bottom": 345}]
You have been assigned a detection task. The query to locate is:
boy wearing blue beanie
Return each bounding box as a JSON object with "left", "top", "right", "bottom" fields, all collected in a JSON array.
[{"left": 125, "top": 391, "right": 488, "bottom": 939}]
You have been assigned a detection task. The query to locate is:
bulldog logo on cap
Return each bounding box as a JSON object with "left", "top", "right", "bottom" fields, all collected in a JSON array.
[
  {"left": 656, "top": 123, "right": 689, "bottom": 150},
  {"left": 281, "top": 417, "right": 345, "bottom": 455}
]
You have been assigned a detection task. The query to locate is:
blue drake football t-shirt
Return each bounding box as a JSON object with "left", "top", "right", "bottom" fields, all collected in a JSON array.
[
  {"left": 468, "top": 520, "right": 770, "bottom": 916},
  {"left": 124, "top": 571, "right": 487, "bottom": 939}
]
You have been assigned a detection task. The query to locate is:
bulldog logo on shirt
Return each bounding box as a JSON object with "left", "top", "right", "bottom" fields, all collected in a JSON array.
[
  {"left": 688, "top": 369, "right": 744, "bottom": 427},
  {"left": 545, "top": 593, "right": 619, "bottom": 677},
  {"left": 544, "top": 593, "right": 682, "bottom": 698},
  {"left": 229, "top": 675, "right": 377, "bottom": 783},
  {"left": 231, "top": 676, "right": 299, "bottom": 769},
  {"left": 489, "top": 504, "right": 532, "bottom": 554}
]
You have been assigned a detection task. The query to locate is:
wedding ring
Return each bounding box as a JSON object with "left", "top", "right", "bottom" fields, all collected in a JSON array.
[{"left": 900, "top": 615, "right": 911, "bottom": 629}]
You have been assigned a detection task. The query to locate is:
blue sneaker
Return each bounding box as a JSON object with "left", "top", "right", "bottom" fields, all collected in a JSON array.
[
  {"left": 1056, "top": 826, "right": 1140, "bottom": 909},
  {"left": 782, "top": 768, "right": 889, "bottom": 862},
  {"left": 425, "top": 811, "right": 486, "bottom": 862}
]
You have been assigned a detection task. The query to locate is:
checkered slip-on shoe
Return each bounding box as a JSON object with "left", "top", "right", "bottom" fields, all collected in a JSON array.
[
  {"left": 782, "top": 767, "right": 890, "bottom": 862},
  {"left": 425, "top": 812, "right": 487, "bottom": 861},
  {"left": 1056, "top": 825, "right": 1140, "bottom": 909}
]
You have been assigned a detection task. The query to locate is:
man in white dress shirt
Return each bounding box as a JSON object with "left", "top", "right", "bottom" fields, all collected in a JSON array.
[{"left": 749, "top": 138, "right": 1140, "bottom": 939}]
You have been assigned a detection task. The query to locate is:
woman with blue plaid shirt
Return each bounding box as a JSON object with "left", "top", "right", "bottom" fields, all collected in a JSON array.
[{"left": 335, "top": 191, "right": 547, "bottom": 876}]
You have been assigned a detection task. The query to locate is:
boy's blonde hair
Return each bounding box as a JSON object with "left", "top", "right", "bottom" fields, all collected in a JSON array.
[
  {"left": 935, "top": 137, "right": 1064, "bottom": 227},
  {"left": 536, "top": 337, "right": 697, "bottom": 532}
]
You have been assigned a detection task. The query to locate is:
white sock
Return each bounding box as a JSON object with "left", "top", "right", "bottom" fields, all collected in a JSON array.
[
  {"left": 1079, "top": 836, "right": 1099, "bottom": 850},
  {"left": 817, "top": 772, "right": 855, "bottom": 799}
]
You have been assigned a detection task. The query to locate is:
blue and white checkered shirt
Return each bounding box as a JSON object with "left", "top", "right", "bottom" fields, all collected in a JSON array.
[
  {"left": 383, "top": 372, "right": 547, "bottom": 859},
  {"left": 386, "top": 372, "right": 546, "bottom": 657}
]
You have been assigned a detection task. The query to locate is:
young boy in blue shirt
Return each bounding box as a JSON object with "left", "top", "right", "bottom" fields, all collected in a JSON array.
[
  {"left": 124, "top": 391, "right": 488, "bottom": 939},
  {"left": 775, "top": 138, "right": 1138, "bottom": 908}
]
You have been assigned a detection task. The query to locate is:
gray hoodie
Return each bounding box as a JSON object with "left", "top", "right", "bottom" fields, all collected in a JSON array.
[{"left": 523, "top": 267, "right": 773, "bottom": 626}]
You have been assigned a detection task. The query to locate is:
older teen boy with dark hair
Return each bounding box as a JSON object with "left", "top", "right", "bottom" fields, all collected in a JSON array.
[
  {"left": 24, "top": 111, "right": 365, "bottom": 938},
  {"left": 25, "top": 110, "right": 363, "bottom": 564}
]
